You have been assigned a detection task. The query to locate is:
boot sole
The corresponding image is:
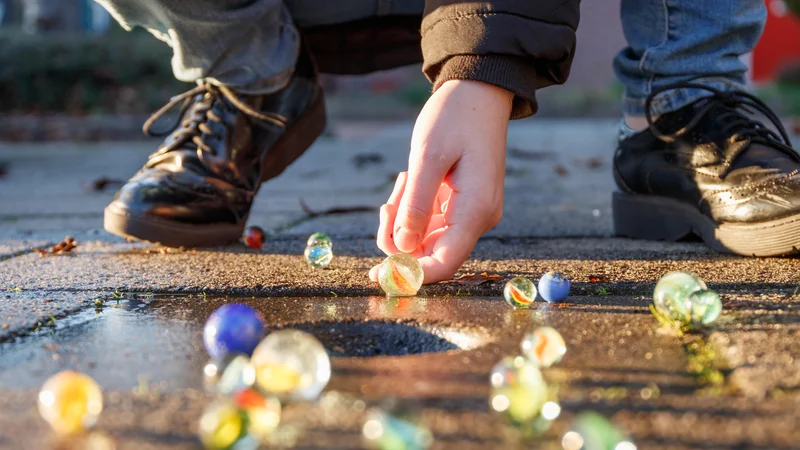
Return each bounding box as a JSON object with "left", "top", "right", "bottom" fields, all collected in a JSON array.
[
  {"left": 613, "top": 191, "right": 800, "bottom": 257},
  {"left": 104, "top": 93, "right": 327, "bottom": 247}
]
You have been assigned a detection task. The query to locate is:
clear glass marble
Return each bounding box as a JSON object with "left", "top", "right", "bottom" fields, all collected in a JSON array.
[
  {"left": 306, "top": 232, "right": 332, "bottom": 248},
  {"left": 688, "top": 289, "right": 722, "bottom": 326},
  {"left": 653, "top": 271, "right": 707, "bottom": 322},
  {"left": 362, "top": 408, "right": 433, "bottom": 450},
  {"left": 251, "top": 329, "right": 331, "bottom": 402},
  {"left": 304, "top": 243, "right": 333, "bottom": 269},
  {"left": 504, "top": 277, "right": 537, "bottom": 308},
  {"left": 377, "top": 254, "right": 424, "bottom": 297},
  {"left": 203, "top": 354, "right": 256, "bottom": 395},
  {"left": 521, "top": 327, "right": 567, "bottom": 368},
  {"left": 38, "top": 371, "right": 103, "bottom": 435},
  {"left": 489, "top": 356, "right": 548, "bottom": 424}
]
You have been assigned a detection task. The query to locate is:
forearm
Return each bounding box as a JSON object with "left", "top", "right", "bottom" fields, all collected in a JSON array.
[{"left": 420, "top": 0, "right": 581, "bottom": 119}]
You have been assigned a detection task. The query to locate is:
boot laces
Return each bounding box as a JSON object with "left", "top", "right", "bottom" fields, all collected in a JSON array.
[
  {"left": 644, "top": 82, "right": 798, "bottom": 167},
  {"left": 142, "top": 83, "right": 287, "bottom": 156}
]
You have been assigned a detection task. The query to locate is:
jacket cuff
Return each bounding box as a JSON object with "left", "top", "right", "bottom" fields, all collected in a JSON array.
[{"left": 431, "top": 55, "right": 538, "bottom": 119}]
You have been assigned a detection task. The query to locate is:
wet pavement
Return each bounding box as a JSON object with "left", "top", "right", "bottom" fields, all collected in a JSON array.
[
  {"left": 2, "top": 289, "right": 800, "bottom": 449},
  {"left": 2, "top": 120, "right": 800, "bottom": 449}
]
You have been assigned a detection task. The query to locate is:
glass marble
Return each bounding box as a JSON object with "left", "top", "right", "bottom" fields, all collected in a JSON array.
[
  {"left": 38, "top": 371, "right": 103, "bottom": 435},
  {"left": 251, "top": 329, "right": 331, "bottom": 402},
  {"left": 363, "top": 408, "right": 433, "bottom": 450},
  {"left": 198, "top": 400, "right": 256, "bottom": 450},
  {"left": 688, "top": 289, "right": 722, "bottom": 326},
  {"left": 232, "top": 388, "right": 282, "bottom": 442},
  {"left": 521, "top": 327, "right": 567, "bottom": 368},
  {"left": 504, "top": 277, "right": 537, "bottom": 309},
  {"left": 538, "top": 272, "right": 571, "bottom": 303},
  {"left": 561, "top": 411, "right": 636, "bottom": 450},
  {"left": 242, "top": 226, "right": 266, "bottom": 250},
  {"left": 653, "top": 271, "right": 707, "bottom": 323},
  {"left": 204, "top": 354, "right": 256, "bottom": 395},
  {"left": 304, "top": 243, "right": 333, "bottom": 269},
  {"left": 489, "top": 356, "right": 548, "bottom": 424},
  {"left": 204, "top": 304, "right": 266, "bottom": 360},
  {"left": 377, "top": 254, "right": 424, "bottom": 297},
  {"left": 306, "top": 232, "right": 332, "bottom": 248}
]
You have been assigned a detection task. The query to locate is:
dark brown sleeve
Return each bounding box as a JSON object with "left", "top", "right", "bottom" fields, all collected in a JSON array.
[{"left": 421, "top": 0, "right": 581, "bottom": 119}]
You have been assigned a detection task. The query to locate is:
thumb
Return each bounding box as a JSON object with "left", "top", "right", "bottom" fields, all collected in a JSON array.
[{"left": 394, "top": 150, "right": 452, "bottom": 253}]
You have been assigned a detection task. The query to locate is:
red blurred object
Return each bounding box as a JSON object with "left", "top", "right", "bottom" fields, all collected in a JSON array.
[
  {"left": 751, "top": 0, "right": 800, "bottom": 82},
  {"left": 243, "top": 226, "right": 266, "bottom": 249}
]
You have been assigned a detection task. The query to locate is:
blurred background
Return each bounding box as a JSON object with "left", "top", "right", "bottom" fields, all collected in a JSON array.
[{"left": 2, "top": 0, "right": 800, "bottom": 141}]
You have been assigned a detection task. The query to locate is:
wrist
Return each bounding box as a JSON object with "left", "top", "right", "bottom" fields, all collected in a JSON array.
[{"left": 438, "top": 79, "right": 514, "bottom": 113}]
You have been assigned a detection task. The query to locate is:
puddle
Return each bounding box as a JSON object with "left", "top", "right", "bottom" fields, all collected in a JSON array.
[
  {"left": 289, "top": 321, "right": 460, "bottom": 357},
  {"left": 0, "top": 296, "right": 492, "bottom": 390}
]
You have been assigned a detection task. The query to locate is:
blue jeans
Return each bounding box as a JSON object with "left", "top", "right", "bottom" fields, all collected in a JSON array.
[
  {"left": 97, "top": 0, "right": 768, "bottom": 111},
  {"left": 614, "top": 0, "right": 767, "bottom": 116},
  {"left": 94, "top": 0, "right": 423, "bottom": 93}
]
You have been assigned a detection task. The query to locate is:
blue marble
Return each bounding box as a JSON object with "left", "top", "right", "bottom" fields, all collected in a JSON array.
[
  {"left": 537, "top": 272, "right": 570, "bottom": 303},
  {"left": 203, "top": 304, "right": 265, "bottom": 360}
]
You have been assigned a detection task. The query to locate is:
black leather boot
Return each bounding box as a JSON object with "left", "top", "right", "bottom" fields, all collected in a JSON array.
[
  {"left": 614, "top": 83, "right": 800, "bottom": 256},
  {"left": 104, "top": 44, "right": 325, "bottom": 247}
]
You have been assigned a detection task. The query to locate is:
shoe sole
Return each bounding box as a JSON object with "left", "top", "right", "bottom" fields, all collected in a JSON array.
[
  {"left": 613, "top": 191, "right": 800, "bottom": 257},
  {"left": 104, "top": 92, "right": 327, "bottom": 247}
]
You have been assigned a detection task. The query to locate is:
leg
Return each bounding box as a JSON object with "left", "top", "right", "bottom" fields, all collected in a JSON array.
[
  {"left": 94, "top": 0, "right": 299, "bottom": 93},
  {"left": 99, "top": 0, "right": 324, "bottom": 246},
  {"left": 612, "top": 0, "right": 800, "bottom": 257},
  {"left": 614, "top": 0, "right": 766, "bottom": 120}
]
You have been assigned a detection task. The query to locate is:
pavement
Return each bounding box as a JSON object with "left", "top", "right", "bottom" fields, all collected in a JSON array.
[{"left": 1, "top": 119, "right": 800, "bottom": 449}]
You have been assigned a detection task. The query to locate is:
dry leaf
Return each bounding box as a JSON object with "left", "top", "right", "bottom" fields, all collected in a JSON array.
[
  {"left": 588, "top": 274, "right": 609, "bottom": 283},
  {"left": 34, "top": 237, "right": 76, "bottom": 257},
  {"left": 554, "top": 164, "right": 569, "bottom": 177},
  {"left": 449, "top": 272, "right": 502, "bottom": 286},
  {"left": 42, "top": 344, "right": 60, "bottom": 351}
]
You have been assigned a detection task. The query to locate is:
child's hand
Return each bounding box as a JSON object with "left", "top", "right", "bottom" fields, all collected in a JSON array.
[{"left": 369, "top": 79, "right": 512, "bottom": 283}]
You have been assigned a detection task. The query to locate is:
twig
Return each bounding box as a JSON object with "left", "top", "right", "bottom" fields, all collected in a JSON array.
[{"left": 299, "top": 199, "right": 376, "bottom": 218}]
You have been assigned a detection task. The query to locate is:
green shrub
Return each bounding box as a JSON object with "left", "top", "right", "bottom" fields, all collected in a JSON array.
[{"left": 0, "top": 29, "right": 190, "bottom": 114}]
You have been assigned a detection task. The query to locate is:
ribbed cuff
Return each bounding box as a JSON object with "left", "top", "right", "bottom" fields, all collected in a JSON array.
[{"left": 430, "top": 55, "right": 538, "bottom": 119}]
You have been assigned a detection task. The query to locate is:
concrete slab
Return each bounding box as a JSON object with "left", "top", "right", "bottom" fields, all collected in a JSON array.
[{"left": 0, "top": 120, "right": 619, "bottom": 243}]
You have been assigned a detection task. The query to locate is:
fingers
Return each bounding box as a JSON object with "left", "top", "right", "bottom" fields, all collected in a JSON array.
[
  {"left": 376, "top": 172, "right": 408, "bottom": 257},
  {"left": 417, "top": 223, "right": 481, "bottom": 283},
  {"left": 394, "top": 148, "right": 454, "bottom": 253},
  {"left": 418, "top": 177, "right": 502, "bottom": 283},
  {"left": 376, "top": 203, "right": 400, "bottom": 256},
  {"left": 438, "top": 186, "right": 452, "bottom": 214},
  {"left": 369, "top": 264, "right": 379, "bottom": 282},
  {"left": 425, "top": 213, "right": 447, "bottom": 237},
  {"left": 387, "top": 172, "right": 407, "bottom": 206}
]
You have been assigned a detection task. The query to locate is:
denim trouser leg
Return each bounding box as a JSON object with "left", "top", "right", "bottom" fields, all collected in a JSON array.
[
  {"left": 94, "top": 0, "right": 299, "bottom": 93},
  {"left": 94, "top": 0, "right": 424, "bottom": 93},
  {"left": 614, "top": 0, "right": 767, "bottom": 116}
]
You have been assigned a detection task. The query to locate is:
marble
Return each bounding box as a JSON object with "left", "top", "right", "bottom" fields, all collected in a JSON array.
[
  {"left": 251, "top": 329, "right": 331, "bottom": 401},
  {"left": 38, "top": 371, "right": 103, "bottom": 435},
  {"left": 377, "top": 254, "right": 424, "bottom": 297}
]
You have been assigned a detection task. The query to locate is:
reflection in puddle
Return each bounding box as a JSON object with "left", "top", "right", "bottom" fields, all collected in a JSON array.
[
  {"left": 0, "top": 296, "right": 492, "bottom": 390},
  {"left": 684, "top": 336, "right": 730, "bottom": 396}
]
